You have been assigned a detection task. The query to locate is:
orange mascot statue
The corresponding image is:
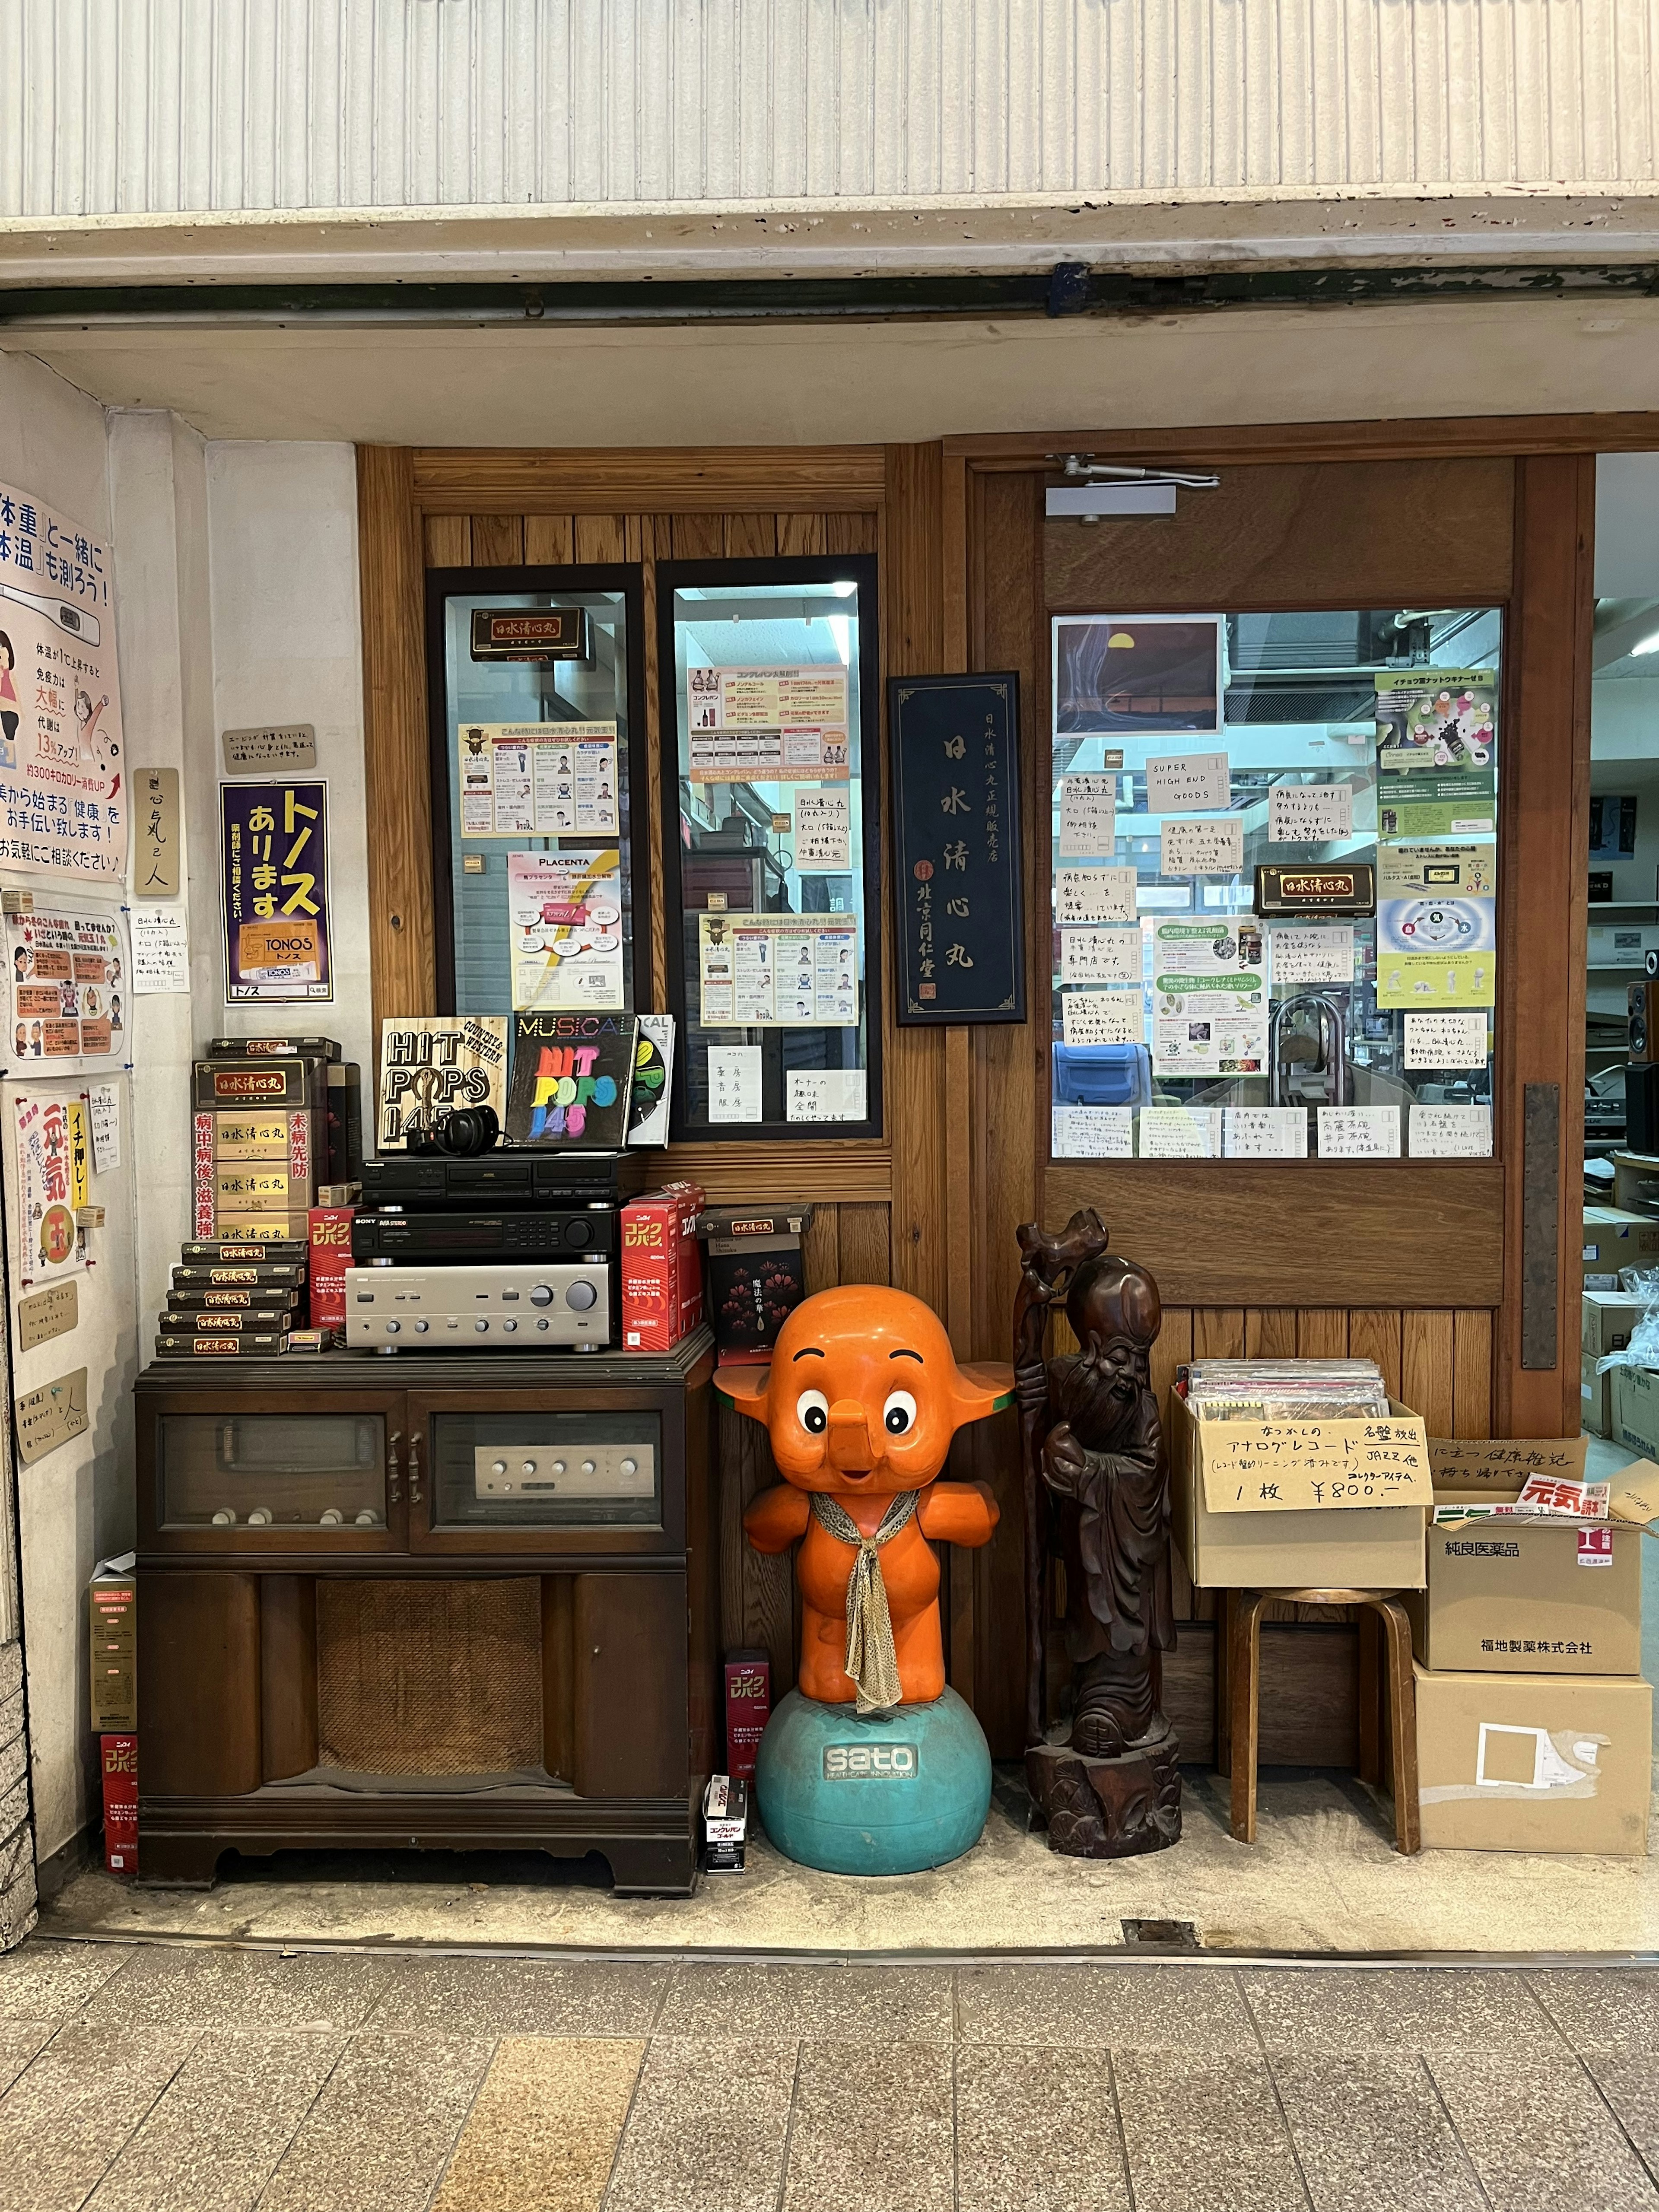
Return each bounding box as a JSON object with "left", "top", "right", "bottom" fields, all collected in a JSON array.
[{"left": 717, "top": 1284, "right": 1012, "bottom": 1874}]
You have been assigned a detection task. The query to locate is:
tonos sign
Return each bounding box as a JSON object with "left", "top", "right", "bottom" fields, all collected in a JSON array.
[{"left": 822, "top": 1742, "right": 919, "bottom": 1781}]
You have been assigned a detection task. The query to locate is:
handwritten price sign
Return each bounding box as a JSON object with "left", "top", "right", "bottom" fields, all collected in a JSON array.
[{"left": 1198, "top": 1415, "right": 1431, "bottom": 1513}]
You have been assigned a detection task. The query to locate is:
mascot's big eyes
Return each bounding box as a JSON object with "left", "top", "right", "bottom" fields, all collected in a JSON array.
[
  {"left": 797, "top": 1389, "right": 829, "bottom": 1434},
  {"left": 884, "top": 1389, "right": 917, "bottom": 1436}
]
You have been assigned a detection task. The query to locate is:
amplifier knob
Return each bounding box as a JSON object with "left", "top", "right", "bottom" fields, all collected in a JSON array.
[
  {"left": 319, "top": 1508, "right": 343, "bottom": 1526},
  {"left": 581, "top": 1459, "right": 597, "bottom": 1475},
  {"left": 355, "top": 1510, "right": 378, "bottom": 1526},
  {"left": 491, "top": 1460, "right": 508, "bottom": 1475},
  {"left": 620, "top": 1458, "right": 638, "bottom": 1476},
  {"left": 564, "top": 1220, "right": 591, "bottom": 1247},
  {"left": 211, "top": 1509, "right": 236, "bottom": 1526},
  {"left": 530, "top": 1284, "right": 555, "bottom": 1307},
  {"left": 502, "top": 1319, "right": 518, "bottom": 1333},
  {"left": 247, "top": 1507, "right": 273, "bottom": 1526},
  {"left": 566, "top": 1278, "right": 598, "bottom": 1311},
  {"left": 385, "top": 1319, "right": 400, "bottom": 1335},
  {"left": 536, "top": 1319, "right": 550, "bottom": 1332},
  {"left": 475, "top": 1318, "right": 490, "bottom": 1332},
  {"left": 414, "top": 1319, "right": 430, "bottom": 1333},
  {"left": 521, "top": 1460, "right": 537, "bottom": 1475},
  {"left": 552, "top": 1460, "right": 567, "bottom": 1475}
]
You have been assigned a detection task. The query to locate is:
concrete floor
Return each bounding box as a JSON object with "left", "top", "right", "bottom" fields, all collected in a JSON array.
[
  {"left": 40, "top": 1756, "right": 1659, "bottom": 1958},
  {"left": 3, "top": 1936, "right": 1659, "bottom": 2209}
]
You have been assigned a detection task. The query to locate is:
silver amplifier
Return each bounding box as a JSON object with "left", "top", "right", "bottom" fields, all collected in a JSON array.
[{"left": 343, "top": 1262, "right": 611, "bottom": 1350}]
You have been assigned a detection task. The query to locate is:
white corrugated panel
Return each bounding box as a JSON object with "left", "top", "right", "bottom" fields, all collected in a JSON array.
[{"left": 0, "top": 0, "right": 1655, "bottom": 219}]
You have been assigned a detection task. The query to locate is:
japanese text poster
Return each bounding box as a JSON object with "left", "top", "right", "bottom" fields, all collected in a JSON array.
[
  {"left": 686, "top": 666, "right": 849, "bottom": 783},
  {"left": 890, "top": 673, "right": 1025, "bottom": 1024},
  {"left": 220, "top": 781, "right": 332, "bottom": 1002},
  {"left": 12, "top": 1088, "right": 89, "bottom": 1286},
  {"left": 0, "top": 481, "right": 127, "bottom": 885},
  {"left": 458, "top": 722, "right": 619, "bottom": 837},
  {"left": 507, "top": 849, "right": 625, "bottom": 1011},
  {"left": 7, "top": 904, "right": 128, "bottom": 1070}
]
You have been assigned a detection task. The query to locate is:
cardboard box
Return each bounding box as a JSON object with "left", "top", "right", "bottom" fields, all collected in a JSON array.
[
  {"left": 100, "top": 1734, "right": 137, "bottom": 1876},
  {"left": 1583, "top": 1290, "right": 1652, "bottom": 1358},
  {"left": 88, "top": 1558, "right": 136, "bottom": 1732},
  {"left": 699, "top": 1206, "right": 813, "bottom": 1362},
  {"left": 1408, "top": 1523, "right": 1642, "bottom": 1677},
  {"left": 1583, "top": 1351, "right": 1615, "bottom": 1440},
  {"left": 1170, "top": 1394, "right": 1429, "bottom": 1591},
  {"left": 1615, "top": 1366, "right": 1659, "bottom": 1462},
  {"left": 1414, "top": 1662, "right": 1652, "bottom": 1854},
  {"left": 724, "top": 1648, "right": 771, "bottom": 1779},
  {"left": 1583, "top": 1205, "right": 1659, "bottom": 1269},
  {"left": 621, "top": 1183, "right": 706, "bottom": 1352},
  {"left": 308, "top": 1205, "right": 355, "bottom": 1329}
]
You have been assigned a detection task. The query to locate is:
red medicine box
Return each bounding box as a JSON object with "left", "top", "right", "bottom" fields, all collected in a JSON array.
[
  {"left": 307, "top": 1205, "right": 355, "bottom": 1330},
  {"left": 621, "top": 1182, "right": 705, "bottom": 1352},
  {"left": 724, "top": 1649, "right": 772, "bottom": 1778},
  {"left": 101, "top": 1734, "right": 137, "bottom": 1875}
]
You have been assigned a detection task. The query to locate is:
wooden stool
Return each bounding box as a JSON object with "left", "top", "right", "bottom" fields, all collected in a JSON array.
[{"left": 1214, "top": 1588, "right": 1421, "bottom": 1855}]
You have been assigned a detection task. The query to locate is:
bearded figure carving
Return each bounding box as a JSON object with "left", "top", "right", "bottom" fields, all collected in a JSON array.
[{"left": 1014, "top": 1208, "right": 1181, "bottom": 1857}]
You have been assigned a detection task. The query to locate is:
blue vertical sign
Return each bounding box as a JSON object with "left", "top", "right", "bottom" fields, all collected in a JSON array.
[{"left": 889, "top": 673, "right": 1025, "bottom": 1027}]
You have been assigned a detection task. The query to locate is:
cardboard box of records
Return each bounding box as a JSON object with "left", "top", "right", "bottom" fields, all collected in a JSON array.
[{"left": 1170, "top": 1360, "right": 1430, "bottom": 1592}]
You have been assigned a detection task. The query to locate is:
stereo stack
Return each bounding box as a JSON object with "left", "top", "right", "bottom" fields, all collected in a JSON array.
[{"left": 346, "top": 1138, "right": 652, "bottom": 1354}]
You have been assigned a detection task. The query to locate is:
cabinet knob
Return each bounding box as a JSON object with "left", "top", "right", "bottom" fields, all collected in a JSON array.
[
  {"left": 388, "top": 1430, "right": 403, "bottom": 1506},
  {"left": 409, "top": 1432, "right": 424, "bottom": 1506}
]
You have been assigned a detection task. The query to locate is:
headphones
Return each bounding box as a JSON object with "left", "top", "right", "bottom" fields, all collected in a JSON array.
[{"left": 405, "top": 1104, "right": 499, "bottom": 1158}]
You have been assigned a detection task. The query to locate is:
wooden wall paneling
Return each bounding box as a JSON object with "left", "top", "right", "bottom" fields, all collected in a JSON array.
[
  {"left": 524, "top": 515, "right": 575, "bottom": 564},
  {"left": 1403, "top": 1311, "right": 1457, "bottom": 1433},
  {"left": 1151, "top": 1308, "right": 1210, "bottom": 1623},
  {"left": 1498, "top": 454, "right": 1594, "bottom": 1437},
  {"left": 829, "top": 512, "right": 880, "bottom": 558},
  {"left": 717, "top": 1406, "right": 795, "bottom": 1692},
  {"left": 1041, "top": 1162, "right": 1503, "bottom": 1308},
  {"left": 971, "top": 467, "right": 1047, "bottom": 1367},
  {"left": 1046, "top": 458, "right": 1512, "bottom": 611},
  {"left": 778, "top": 513, "right": 829, "bottom": 557},
  {"left": 574, "top": 514, "right": 627, "bottom": 563},
  {"left": 884, "top": 447, "right": 948, "bottom": 1321},
  {"left": 670, "top": 513, "right": 725, "bottom": 559},
  {"left": 634, "top": 511, "right": 670, "bottom": 1006},
  {"left": 1297, "top": 1310, "right": 1350, "bottom": 1357},
  {"left": 948, "top": 412, "right": 1659, "bottom": 468},
  {"left": 802, "top": 1205, "right": 842, "bottom": 1294},
  {"left": 469, "top": 513, "right": 524, "bottom": 566},
  {"left": 412, "top": 446, "right": 887, "bottom": 512},
  {"left": 358, "top": 446, "right": 437, "bottom": 1028},
  {"left": 1245, "top": 1309, "right": 1298, "bottom": 1357},
  {"left": 424, "top": 514, "right": 467, "bottom": 564},
  {"left": 725, "top": 514, "right": 778, "bottom": 557},
  {"left": 839, "top": 1204, "right": 892, "bottom": 1287},
  {"left": 1348, "top": 1310, "right": 1404, "bottom": 1398},
  {"left": 1454, "top": 1308, "right": 1495, "bottom": 1437},
  {"left": 1193, "top": 1309, "right": 1246, "bottom": 1360}
]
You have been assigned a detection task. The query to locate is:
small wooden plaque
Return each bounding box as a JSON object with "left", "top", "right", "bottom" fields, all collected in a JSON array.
[
  {"left": 15, "top": 1368, "right": 89, "bottom": 1465},
  {"left": 17, "top": 1281, "right": 76, "bottom": 1353}
]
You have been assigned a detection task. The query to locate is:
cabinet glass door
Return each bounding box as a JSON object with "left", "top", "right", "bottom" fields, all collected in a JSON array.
[
  {"left": 420, "top": 1409, "right": 665, "bottom": 1535},
  {"left": 156, "top": 1410, "right": 390, "bottom": 1534}
]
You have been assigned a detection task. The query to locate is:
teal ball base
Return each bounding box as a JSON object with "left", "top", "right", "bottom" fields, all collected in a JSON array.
[{"left": 754, "top": 1686, "right": 992, "bottom": 1875}]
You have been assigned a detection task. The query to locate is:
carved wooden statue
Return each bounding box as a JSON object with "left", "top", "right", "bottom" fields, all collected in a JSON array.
[{"left": 1014, "top": 1208, "right": 1181, "bottom": 1857}]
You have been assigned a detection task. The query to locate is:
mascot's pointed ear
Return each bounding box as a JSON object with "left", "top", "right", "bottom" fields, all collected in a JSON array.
[
  {"left": 951, "top": 1359, "right": 1014, "bottom": 1429},
  {"left": 715, "top": 1363, "right": 773, "bottom": 1424}
]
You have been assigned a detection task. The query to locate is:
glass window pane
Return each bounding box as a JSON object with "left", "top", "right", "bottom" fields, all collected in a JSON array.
[
  {"left": 662, "top": 562, "right": 880, "bottom": 1137},
  {"left": 158, "top": 1413, "right": 386, "bottom": 1530},
  {"left": 432, "top": 582, "right": 644, "bottom": 1017},
  {"left": 426, "top": 1411, "right": 664, "bottom": 1531},
  {"left": 1049, "top": 608, "right": 1500, "bottom": 1163}
]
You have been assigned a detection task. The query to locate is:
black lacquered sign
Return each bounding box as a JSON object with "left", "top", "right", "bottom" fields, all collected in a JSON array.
[{"left": 890, "top": 672, "right": 1025, "bottom": 1026}]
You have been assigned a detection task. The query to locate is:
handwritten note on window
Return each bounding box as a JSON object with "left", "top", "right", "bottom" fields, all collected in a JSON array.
[
  {"left": 1222, "top": 1106, "right": 1309, "bottom": 1158},
  {"left": 1268, "top": 782, "right": 1354, "bottom": 843},
  {"left": 1138, "top": 1106, "right": 1221, "bottom": 1158},
  {"left": 1403, "top": 1009, "right": 1488, "bottom": 1070},
  {"left": 1161, "top": 817, "right": 1243, "bottom": 877},
  {"left": 1058, "top": 773, "right": 1119, "bottom": 857},
  {"left": 1317, "top": 1105, "right": 1401, "bottom": 1158},
  {"left": 1268, "top": 926, "right": 1353, "bottom": 987},
  {"left": 1060, "top": 928, "right": 1142, "bottom": 985},
  {"left": 1409, "top": 1103, "right": 1492, "bottom": 1157},
  {"left": 1052, "top": 1104, "right": 1135, "bottom": 1158},
  {"left": 1146, "top": 753, "right": 1230, "bottom": 812},
  {"left": 1197, "top": 1415, "right": 1432, "bottom": 1514},
  {"left": 1061, "top": 989, "right": 1144, "bottom": 1047},
  {"left": 1057, "top": 867, "right": 1137, "bottom": 924}
]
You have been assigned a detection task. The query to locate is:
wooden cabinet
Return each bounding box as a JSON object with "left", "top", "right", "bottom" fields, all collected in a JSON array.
[{"left": 133, "top": 1335, "right": 716, "bottom": 1894}]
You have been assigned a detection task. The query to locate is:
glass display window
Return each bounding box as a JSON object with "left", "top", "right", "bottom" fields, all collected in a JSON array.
[
  {"left": 426, "top": 566, "right": 650, "bottom": 1018},
  {"left": 658, "top": 556, "right": 881, "bottom": 1139},
  {"left": 1049, "top": 608, "right": 1502, "bottom": 1164}
]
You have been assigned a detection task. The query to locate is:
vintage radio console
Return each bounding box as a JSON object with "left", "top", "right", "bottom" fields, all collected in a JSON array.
[
  {"left": 358, "top": 1149, "right": 648, "bottom": 1210},
  {"left": 344, "top": 1262, "right": 611, "bottom": 1348},
  {"left": 351, "top": 1210, "right": 613, "bottom": 1262}
]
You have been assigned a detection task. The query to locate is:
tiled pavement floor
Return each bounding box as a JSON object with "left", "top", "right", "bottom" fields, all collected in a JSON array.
[{"left": 5, "top": 1939, "right": 1659, "bottom": 2210}]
